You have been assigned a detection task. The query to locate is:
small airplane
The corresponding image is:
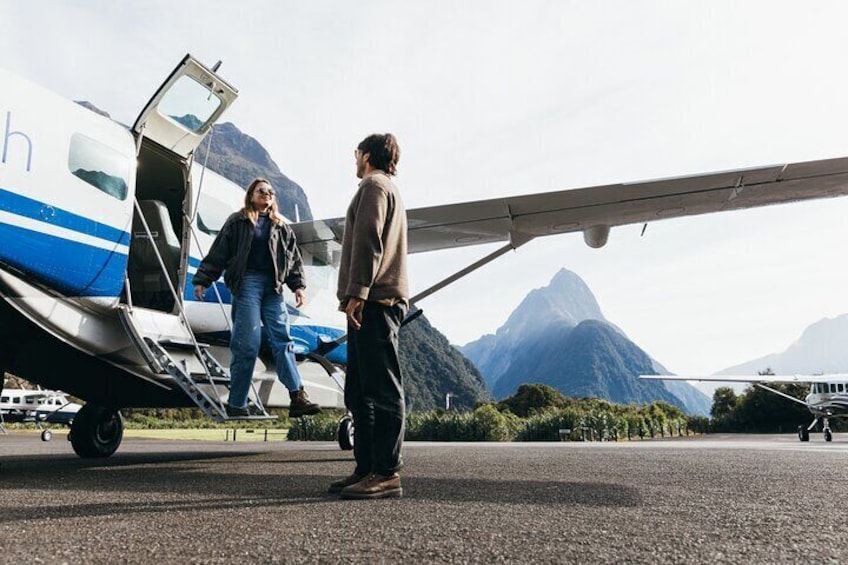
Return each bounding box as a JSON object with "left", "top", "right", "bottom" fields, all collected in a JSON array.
[
  {"left": 3, "top": 53, "right": 848, "bottom": 458},
  {"left": 640, "top": 373, "right": 848, "bottom": 442},
  {"left": 0, "top": 387, "right": 82, "bottom": 441}
]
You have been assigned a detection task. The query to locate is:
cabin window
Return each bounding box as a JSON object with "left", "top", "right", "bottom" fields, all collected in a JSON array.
[
  {"left": 0, "top": 396, "right": 8, "bottom": 403},
  {"left": 68, "top": 133, "right": 131, "bottom": 200},
  {"left": 839, "top": 384, "right": 845, "bottom": 393},
  {"left": 12, "top": 397, "right": 20, "bottom": 403},
  {"left": 158, "top": 76, "right": 222, "bottom": 133},
  {"left": 25, "top": 397, "right": 35, "bottom": 404},
  {"left": 196, "top": 193, "right": 233, "bottom": 236}
]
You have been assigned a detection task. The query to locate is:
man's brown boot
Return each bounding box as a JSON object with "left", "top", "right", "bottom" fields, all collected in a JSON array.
[
  {"left": 328, "top": 472, "right": 367, "bottom": 494},
  {"left": 289, "top": 387, "right": 321, "bottom": 418},
  {"left": 340, "top": 473, "right": 402, "bottom": 500}
]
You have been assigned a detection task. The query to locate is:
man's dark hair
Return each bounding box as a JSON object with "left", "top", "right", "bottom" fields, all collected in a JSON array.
[{"left": 357, "top": 133, "right": 401, "bottom": 176}]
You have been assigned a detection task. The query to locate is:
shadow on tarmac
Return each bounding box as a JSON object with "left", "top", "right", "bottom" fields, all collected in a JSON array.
[{"left": 0, "top": 449, "right": 641, "bottom": 521}]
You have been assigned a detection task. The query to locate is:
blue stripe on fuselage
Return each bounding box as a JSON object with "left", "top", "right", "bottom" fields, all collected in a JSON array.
[
  {"left": 0, "top": 186, "right": 131, "bottom": 246},
  {"left": 0, "top": 222, "right": 128, "bottom": 296}
]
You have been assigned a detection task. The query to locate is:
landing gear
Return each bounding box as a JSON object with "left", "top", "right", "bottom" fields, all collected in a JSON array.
[
  {"left": 40, "top": 429, "right": 52, "bottom": 442},
  {"left": 799, "top": 416, "right": 835, "bottom": 443},
  {"left": 70, "top": 404, "right": 123, "bottom": 458},
  {"left": 823, "top": 417, "right": 833, "bottom": 442},
  {"left": 338, "top": 414, "right": 354, "bottom": 451}
]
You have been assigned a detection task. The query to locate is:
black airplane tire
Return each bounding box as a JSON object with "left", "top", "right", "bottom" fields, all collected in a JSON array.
[
  {"left": 798, "top": 426, "right": 810, "bottom": 442},
  {"left": 824, "top": 429, "right": 833, "bottom": 442},
  {"left": 40, "top": 429, "right": 52, "bottom": 442},
  {"left": 70, "top": 404, "right": 123, "bottom": 458},
  {"left": 338, "top": 416, "right": 354, "bottom": 451}
]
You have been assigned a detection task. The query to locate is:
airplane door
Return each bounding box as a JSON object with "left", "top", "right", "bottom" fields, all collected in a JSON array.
[{"left": 132, "top": 55, "right": 239, "bottom": 159}]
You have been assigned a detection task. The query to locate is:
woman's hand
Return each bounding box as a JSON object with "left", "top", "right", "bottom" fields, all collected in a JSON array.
[
  {"left": 294, "top": 288, "right": 307, "bottom": 308},
  {"left": 193, "top": 285, "right": 207, "bottom": 301}
]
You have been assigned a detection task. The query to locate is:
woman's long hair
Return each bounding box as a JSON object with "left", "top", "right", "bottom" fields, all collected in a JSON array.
[{"left": 242, "top": 178, "right": 284, "bottom": 225}]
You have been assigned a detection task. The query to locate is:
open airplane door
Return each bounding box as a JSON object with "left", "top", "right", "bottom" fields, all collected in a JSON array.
[
  {"left": 115, "top": 55, "right": 268, "bottom": 422},
  {"left": 132, "top": 54, "right": 238, "bottom": 159}
]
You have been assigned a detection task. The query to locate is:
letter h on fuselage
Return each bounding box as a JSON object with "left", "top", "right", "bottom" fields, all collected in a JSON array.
[{"left": 2, "top": 111, "right": 33, "bottom": 172}]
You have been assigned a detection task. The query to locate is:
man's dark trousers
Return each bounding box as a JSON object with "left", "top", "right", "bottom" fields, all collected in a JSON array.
[{"left": 345, "top": 301, "right": 407, "bottom": 477}]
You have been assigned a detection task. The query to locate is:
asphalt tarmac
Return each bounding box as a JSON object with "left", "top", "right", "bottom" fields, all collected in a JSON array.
[{"left": 1, "top": 432, "right": 846, "bottom": 564}]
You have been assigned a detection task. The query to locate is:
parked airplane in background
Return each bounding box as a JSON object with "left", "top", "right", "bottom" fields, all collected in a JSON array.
[
  {"left": 0, "top": 387, "right": 82, "bottom": 441},
  {"left": 641, "top": 374, "right": 848, "bottom": 442},
  {"left": 3, "top": 54, "right": 848, "bottom": 458}
]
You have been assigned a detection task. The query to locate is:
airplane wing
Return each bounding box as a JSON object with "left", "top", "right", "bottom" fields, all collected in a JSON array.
[
  {"left": 293, "top": 154, "right": 848, "bottom": 263},
  {"left": 640, "top": 374, "right": 848, "bottom": 384}
]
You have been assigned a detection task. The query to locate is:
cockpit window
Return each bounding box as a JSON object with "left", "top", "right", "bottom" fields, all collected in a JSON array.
[
  {"left": 196, "top": 193, "right": 234, "bottom": 236},
  {"left": 158, "top": 76, "right": 222, "bottom": 133},
  {"left": 68, "top": 133, "right": 130, "bottom": 200}
]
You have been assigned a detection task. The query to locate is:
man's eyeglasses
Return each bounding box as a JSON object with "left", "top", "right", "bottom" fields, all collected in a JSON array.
[{"left": 256, "top": 187, "right": 275, "bottom": 196}]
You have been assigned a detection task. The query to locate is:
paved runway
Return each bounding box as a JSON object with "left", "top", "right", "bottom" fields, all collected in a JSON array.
[{"left": 1, "top": 432, "right": 846, "bottom": 563}]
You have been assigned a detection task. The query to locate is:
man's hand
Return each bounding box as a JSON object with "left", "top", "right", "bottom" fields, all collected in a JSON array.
[
  {"left": 193, "top": 285, "right": 207, "bottom": 301},
  {"left": 344, "top": 297, "right": 365, "bottom": 330},
  {"left": 294, "top": 288, "right": 307, "bottom": 308}
]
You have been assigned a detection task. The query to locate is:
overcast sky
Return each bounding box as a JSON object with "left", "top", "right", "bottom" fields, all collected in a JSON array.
[{"left": 3, "top": 1, "right": 848, "bottom": 378}]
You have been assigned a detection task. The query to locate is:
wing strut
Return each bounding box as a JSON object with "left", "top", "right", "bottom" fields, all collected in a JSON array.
[
  {"left": 320, "top": 237, "right": 532, "bottom": 353},
  {"left": 410, "top": 242, "right": 515, "bottom": 304},
  {"left": 754, "top": 383, "right": 812, "bottom": 407}
]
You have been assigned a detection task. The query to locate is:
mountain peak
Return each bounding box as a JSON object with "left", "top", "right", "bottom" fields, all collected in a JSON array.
[
  {"left": 498, "top": 268, "right": 605, "bottom": 338},
  {"left": 461, "top": 267, "right": 710, "bottom": 414}
]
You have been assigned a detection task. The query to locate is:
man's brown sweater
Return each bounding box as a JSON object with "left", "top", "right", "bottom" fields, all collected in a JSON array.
[{"left": 337, "top": 172, "right": 408, "bottom": 305}]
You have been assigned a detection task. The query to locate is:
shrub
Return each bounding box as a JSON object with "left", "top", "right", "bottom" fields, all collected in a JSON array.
[
  {"left": 287, "top": 413, "right": 339, "bottom": 441},
  {"left": 515, "top": 408, "right": 584, "bottom": 441}
]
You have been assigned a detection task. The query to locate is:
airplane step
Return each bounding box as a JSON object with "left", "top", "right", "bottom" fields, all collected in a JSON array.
[{"left": 144, "top": 338, "right": 276, "bottom": 422}]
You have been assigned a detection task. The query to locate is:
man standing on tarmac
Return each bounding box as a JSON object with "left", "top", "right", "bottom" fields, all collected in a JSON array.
[{"left": 330, "top": 133, "right": 408, "bottom": 500}]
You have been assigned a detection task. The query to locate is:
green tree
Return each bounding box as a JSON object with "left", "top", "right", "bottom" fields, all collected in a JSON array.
[
  {"left": 711, "top": 387, "right": 738, "bottom": 419},
  {"left": 496, "top": 383, "right": 571, "bottom": 417}
]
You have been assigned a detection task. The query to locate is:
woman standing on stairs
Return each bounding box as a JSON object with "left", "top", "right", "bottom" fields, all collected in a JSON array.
[{"left": 192, "top": 178, "right": 320, "bottom": 418}]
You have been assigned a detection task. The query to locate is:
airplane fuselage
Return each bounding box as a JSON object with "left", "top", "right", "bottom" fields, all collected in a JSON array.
[{"left": 0, "top": 64, "right": 347, "bottom": 411}]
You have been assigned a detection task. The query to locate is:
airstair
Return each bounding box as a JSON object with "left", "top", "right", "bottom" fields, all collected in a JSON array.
[{"left": 120, "top": 198, "right": 275, "bottom": 422}]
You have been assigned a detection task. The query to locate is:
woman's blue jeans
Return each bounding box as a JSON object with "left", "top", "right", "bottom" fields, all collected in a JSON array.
[{"left": 228, "top": 271, "right": 302, "bottom": 409}]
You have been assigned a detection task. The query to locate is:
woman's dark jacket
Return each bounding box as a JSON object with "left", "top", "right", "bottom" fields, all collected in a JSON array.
[{"left": 192, "top": 211, "right": 306, "bottom": 296}]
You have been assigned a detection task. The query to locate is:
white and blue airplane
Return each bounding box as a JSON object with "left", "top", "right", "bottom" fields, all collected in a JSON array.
[
  {"left": 0, "top": 387, "right": 82, "bottom": 441},
  {"left": 3, "top": 54, "right": 848, "bottom": 458}
]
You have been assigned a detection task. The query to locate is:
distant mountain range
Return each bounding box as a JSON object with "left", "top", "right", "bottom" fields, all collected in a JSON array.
[
  {"left": 718, "top": 314, "right": 848, "bottom": 375},
  {"left": 461, "top": 269, "right": 711, "bottom": 415}
]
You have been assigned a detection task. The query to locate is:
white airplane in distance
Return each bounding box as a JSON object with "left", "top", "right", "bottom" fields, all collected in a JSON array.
[
  {"left": 0, "top": 387, "right": 82, "bottom": 441},
  {"left": 641, "top": 374, "right": 848, "bottom": 442},
  {"left": 3, "top": 54, "right": 848, "bottom": 458}
]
